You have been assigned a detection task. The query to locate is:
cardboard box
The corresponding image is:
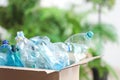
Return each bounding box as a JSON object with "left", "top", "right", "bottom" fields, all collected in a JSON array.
[{"left": 0, "top": 56, "right": 100, "bottom": 80}]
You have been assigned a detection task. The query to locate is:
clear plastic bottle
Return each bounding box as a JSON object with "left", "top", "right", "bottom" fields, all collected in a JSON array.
[
  {"left": 30, "top": 36, "right": 50, "bottom": 45},
  {"left": 30, "top": 36, "right": 65, "bottom": 70},
  {"left": 65, "top": 31, "right": 94, "bottom": 64},
  {"left": 65, "top": 31, "right": 94, "bottom": 44},
  {"left": 15, "top": 31, "right": 38, "bottom": 68},
  {"left": 52, "top": 42, "right": 70, "bottom": 69}
]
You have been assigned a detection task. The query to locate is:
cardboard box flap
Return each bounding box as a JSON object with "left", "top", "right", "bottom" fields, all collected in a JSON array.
[
  {"left": 63, "top": 56, "right": 100, "bottom": 70},
  {"left": 0, "top": 66, "right": 56, "bottom": 74}
]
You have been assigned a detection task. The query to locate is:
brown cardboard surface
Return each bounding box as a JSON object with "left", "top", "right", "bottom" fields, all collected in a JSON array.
[
  {"left": 0, "top": 56, "right": 100, "bottom": 80},
  {"left": 0, "top": 67, "right": 59, "bottom": 80},
  {"left": 0, "top": 66, "right": 56, "bottom": 74}
]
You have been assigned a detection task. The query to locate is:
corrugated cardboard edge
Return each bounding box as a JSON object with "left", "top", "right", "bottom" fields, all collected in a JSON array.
[
  {"left": 0, "top": 66, "right": 56, "bottom": 74},
  {"left": 0, "top": 56, "right": 100, "bottom": 74}
]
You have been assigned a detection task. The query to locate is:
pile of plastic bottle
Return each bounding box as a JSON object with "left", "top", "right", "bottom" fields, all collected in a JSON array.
[{"left": 0, "top": 31, "right": 94, "bottom": 70}]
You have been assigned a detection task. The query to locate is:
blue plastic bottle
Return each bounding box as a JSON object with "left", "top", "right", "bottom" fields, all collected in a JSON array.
[
  {"left": 0, "top": 40, "right": 11, "bottom": 53},
  {"left": 0, "top": 53, "right": 6, "bottom": 66},
  {"left": 0, "top": 40, "right": 11, "bottom": 66},
  {"left": 6, "top": 45, "right": 24, "bottom": 67}
]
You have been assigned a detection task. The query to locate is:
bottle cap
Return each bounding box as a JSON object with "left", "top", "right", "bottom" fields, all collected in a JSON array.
[
  {"left": 15, "top": 31, "right": 25, "bottom": 42},
  {"left": 2, "top": 40, "right": 9, "bottom": 44},
  {"left": 86, "top": 31, "right": 94, "bottom": 38},
  {"left": 17, "top": 31, "right": 24, "bottom": 37}
]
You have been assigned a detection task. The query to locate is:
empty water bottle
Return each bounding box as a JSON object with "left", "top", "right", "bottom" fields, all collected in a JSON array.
[
  {"left": 0, "top": 40, "right": 11, "bottom": 53},
  {"left": 0, "top": 52, "right": 7, "bottom": 66},
  {"left": 6, "top": 45, "right": 24, "bottom": 67},
  {"left": 65, "top": 31, "right": 94, "bottom": 44},
  {"left": 65, "top": 31, "right": 94, "bottom": 64},
  {"left": 52, "top": 42, "right": 70, "bottom": 68},
  {"left": 30, "top": 36, "right": 65, "bottom": 70},
  {"left": 0, "top": 40, "right": 11, "bottom": 66},
  {"left": 15, "top": 31, "right": 38, "bottom": 68},
  {"left": 30, "top": 36, "right": 51, "bottom": 45}
]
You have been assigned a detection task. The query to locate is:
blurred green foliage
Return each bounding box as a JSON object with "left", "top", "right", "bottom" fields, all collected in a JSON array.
[
  {"left": 0, "top": 0, "right": 118, "bottom": 80},
  {"left": 0, "top": 0, "right": 91, "bottom": 43},
  {"left": 0, "top": 0, "right": 39, "bottom": 29}
]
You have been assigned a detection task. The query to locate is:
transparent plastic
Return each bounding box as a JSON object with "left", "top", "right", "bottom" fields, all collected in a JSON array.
[
  {"left": 15, "top": 31, "right": 38, "bottom": 68},
  {"left": 65, "top": 31, "right": 94, "bottom": 64}
]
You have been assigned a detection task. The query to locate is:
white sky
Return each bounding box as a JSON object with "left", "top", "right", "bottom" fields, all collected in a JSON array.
[
  {"left": 0, "top": 0, "right": 7, "bottom": 6},
  {"left": 0, "top": 0, "right": 120, "bottom": 68}
]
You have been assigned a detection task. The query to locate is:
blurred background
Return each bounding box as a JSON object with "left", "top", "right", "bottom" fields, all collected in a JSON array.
[{"left": 0, "top": 0, "right": 120, "bottom": 80}]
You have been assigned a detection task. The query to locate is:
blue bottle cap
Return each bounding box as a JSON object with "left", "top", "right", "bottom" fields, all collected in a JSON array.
[
  {"left": 2, "top": 40, "right": 9, "bottom": 44},
  {"left": 86, "top": 31, "right": 94, "bottom": 38}
]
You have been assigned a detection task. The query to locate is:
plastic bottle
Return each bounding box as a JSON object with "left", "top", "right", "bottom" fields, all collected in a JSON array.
[
  {"left": 30, "top": 36, "right": 51, "bottom": 45},
  {"left": 30, "top": 36, "right": 65, "bottom": 70},
  {"left": 52, "top": 42, "right": 70, "bottom": 69},
  {"left": 0, "top": 40, "right": 11, "bottom": 66},
  {"left": 15, "top": 31, "right": 38, "bottom": 68},
  {"left": 65, "top": 31, "right": 94, "bottom": 64},
  {"left": 0, "top": 53, "right": 7, "bottom": 66},
  {"left": 65, "top": 31, "right": 94, "bottom": 44},
  {"left": 0, "top": 40, "right": 11, "bottom": 53},
  {"left": 6, "top": 45, "right": 24, "bottom": 67}
]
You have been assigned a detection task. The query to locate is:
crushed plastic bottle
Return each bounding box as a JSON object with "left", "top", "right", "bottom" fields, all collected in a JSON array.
[
  {"left": 65, "top": 31, "right": 94, "bottom": 64},
  {"left": 0, "top": 40, "right": 11, "bottom": 66},
  {"left": 0, "top": 40, "right": 24, "bottom": 67},
  {"left": 0, "top": 31, "right": 94, "bottom": 70},
  {"left": 30, "top": 36, "right": 51, "bottom": 45},
  {"left": 39, "top": 43, "right": 61, "bottom": 70},
  {"left": 0, "top": 40, "right": 11, "bottom": 53},
  {"left": 30, "top": 36, "right": 66, "bottom": 70},
  {"left": 15, "top": 31, "right": 38, "bottom": 68},
  {"left": 6, "top": 45, "right": 24, "bottom": 67},
  {"left": 52, "top": 42, "right": 70, "bottom": 68},
  {"left": 0, "top": 53, "right": 6, "bottom": 65}
]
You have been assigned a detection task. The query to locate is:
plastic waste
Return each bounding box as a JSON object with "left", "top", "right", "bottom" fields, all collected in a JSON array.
[
  {"left": 65, "top": 31, "right": 94, "bottom": 44},
  {"left": 0, "top": 31, "right": 94, "bottom": 70},
  {"left": 52, "top": 42, "right": 70, "bottom": 68},
  {"left": 30, "top": 36, "right": 50, "bottom": 45},
  {"left": 0, "top": 40, "right": 11, "bottom": 53},
  {"left": 30, "top": 36, "right": 66, "bottom": 70},
  {"left": 65, "top": 31, "right": 94, "bottom": 64},
  {"left": 0, "top": 40, "right": 24, "bottom": 67},
  {"left": 6, "top": 45, "right": 24, "bottom": 67},
  {"left": 15, "top": 31, "right": 38, "bottom": 68},
  {"left": 0, "top": 40, "right": 11, "bottom": 66},
  {"left": 0, "top": 53, "right": 7, "bottom": 66}
]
